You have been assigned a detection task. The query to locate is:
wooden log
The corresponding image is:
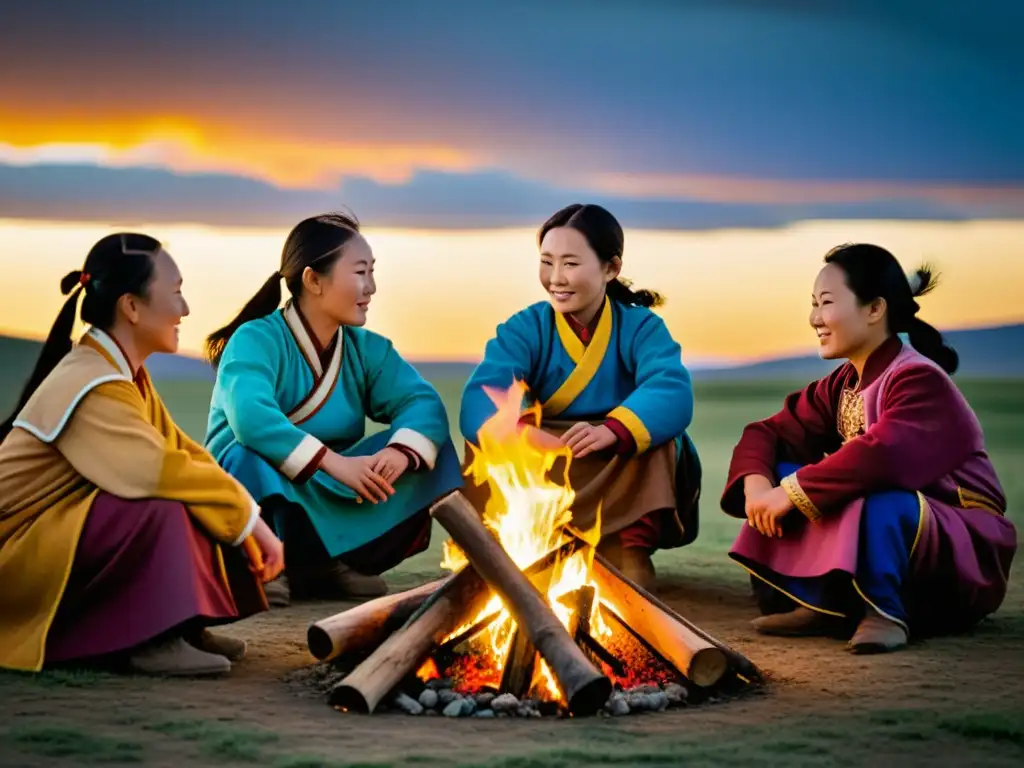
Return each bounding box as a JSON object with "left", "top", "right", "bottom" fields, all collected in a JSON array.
[
  {"left": 307, "top": 576, "right": 451, "bottom": 662},
  {"left": 559, "top": 586, "right": 626, "bottom": 678},
  {"left": 589, "top": 557, "right": 728, "bottom": 687},
  {"left": 498, "top": 626, "right": 537, "bottom": 699},
  {"left": 328, "top": 566, "right": 491, "bottom": 713},
  {"left": 430, "top": 491, "right": 612, "bottom": 715},
  {"left": 591, "top": 551, "right": 762, "bottom": 682}
]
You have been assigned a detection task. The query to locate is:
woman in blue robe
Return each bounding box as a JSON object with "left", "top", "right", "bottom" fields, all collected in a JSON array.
[
  {"left": 204, "top": 212, "right": 462, "bottom": 605},
  {"left": 459, "top": 203, "right": 701, "bottom": 591}
]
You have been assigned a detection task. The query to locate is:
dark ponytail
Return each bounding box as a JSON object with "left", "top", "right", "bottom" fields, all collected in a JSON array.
[
  {"left": 205, "top": 273, "right": 283, "bottom": 367},
  {"left": 903, "top": 266, "right": 959, "bottom": 374},
  {"left": 539, "top": 203, "right": 664, "bottom": 308},
  {"left": 0, "top": 233, "right": 161, "bottom": 441},
  {"left": 205, "top": 211, "right": 361, "bottom": 367},
  {"left": 824, "top": 244, "right": 958, "bottom": 374}
]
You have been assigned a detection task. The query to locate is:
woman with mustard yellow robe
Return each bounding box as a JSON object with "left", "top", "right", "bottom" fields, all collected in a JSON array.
[{"left": 0, "top": 233, "right": 284, "bottom": 676}]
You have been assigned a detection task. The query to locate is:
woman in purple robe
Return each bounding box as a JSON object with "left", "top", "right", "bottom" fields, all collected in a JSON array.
[{"left": 721, "top": 243, "right": 1016, "bottom": 654}]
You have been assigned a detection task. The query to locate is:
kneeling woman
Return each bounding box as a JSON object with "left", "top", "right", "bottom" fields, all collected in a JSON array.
[
  {"left": 459, "top": 204, "right": 702, "bottom": 591},
  {"left": 0, "top": 234, "right": 283, "bottom": 676},
  {"left": 722, "top": 243, "right": 1016, "bottom": 653},
  {"left": 205, "top": 213, "right": 462, "bottom": 605}
]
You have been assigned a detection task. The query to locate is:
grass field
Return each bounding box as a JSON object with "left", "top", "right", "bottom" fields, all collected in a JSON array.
[{"left": 1, "top": 374, "right": 1022, "bottom": 766}]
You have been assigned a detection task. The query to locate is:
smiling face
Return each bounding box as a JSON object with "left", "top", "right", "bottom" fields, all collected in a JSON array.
[
  {"left": 124, "top": 249, "right": 190, "bottom": 355},
  {"left": 310, "top": 233, "right": 377, "bottom": 327},
  {"left": 810, "top": 262, "right": 887, "bottom": 360},
  {"left": 539, "top": 226, "right": 619, "bottom": 320}
]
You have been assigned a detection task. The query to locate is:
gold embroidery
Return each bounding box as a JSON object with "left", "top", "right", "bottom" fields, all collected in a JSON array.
[
  {"left": 957, "top": 486, "right": 1004, "bottom": 516},
  {"left": 781, "top": 472, "right": 821, "bottom": 521},
  {"left": 837, "top": 387, "right": 866, "bottom": 443}
]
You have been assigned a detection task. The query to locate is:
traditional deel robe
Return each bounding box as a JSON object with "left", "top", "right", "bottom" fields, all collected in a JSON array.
[
  {"left": 459, "top": 297, "right": 701, "bottom": 547},
  {"left": 0, "top": 328, "right": 261, "bottom": 672},
  {"left": 722, "top": 337, "right": 1017, "bottom": 636},
  {"left": 205, "top": 301, "right": 463, "bottom": 559}
]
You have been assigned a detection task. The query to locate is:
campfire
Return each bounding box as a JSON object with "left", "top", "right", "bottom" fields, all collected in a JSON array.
[{"left": 307, "top": 383, "right": 760, "bottom": 717}]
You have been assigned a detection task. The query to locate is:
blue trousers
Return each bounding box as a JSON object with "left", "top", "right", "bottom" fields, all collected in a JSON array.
[{"left": 760, "top": 462, "right": 923, "bottom": 627}]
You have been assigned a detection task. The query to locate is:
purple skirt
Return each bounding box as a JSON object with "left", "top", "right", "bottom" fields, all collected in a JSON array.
[{"left": 45, "top": 493, "right": 267, "bottom": 663}]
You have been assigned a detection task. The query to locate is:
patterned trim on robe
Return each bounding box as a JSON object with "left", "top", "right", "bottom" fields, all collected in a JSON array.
[
  {"left": 606, "top": 405, "right": 652, "bottom": 454},
  {"left": 837, "top": 388, "right": 866, "bottom": 443},
  {"left": 387, "top": 427, "right": 438, "bottom": 470},
  {"left": 543, "top": 296, "right": 613, "bottom": 417},
  {"left": 780, "top": 472, "right": 821, "bottom": 521},
  {"left": 957, "top": 486, "right": 1004, "bottom": 516},
  {"left": 11, "top": 327, "right": 134, "bottom": 444}
]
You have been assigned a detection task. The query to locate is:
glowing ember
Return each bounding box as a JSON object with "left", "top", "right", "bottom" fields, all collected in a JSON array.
[{"left": 435, "top": 381, "right": 641, "bottom": 704}]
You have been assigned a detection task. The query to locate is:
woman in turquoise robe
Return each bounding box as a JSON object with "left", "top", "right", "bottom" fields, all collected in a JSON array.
[
  {"left": 459, "top": 203, "right": 701, "bottom": 591},
  {"left": 204, "top": 212, "right": 462, "bottom": 605}
]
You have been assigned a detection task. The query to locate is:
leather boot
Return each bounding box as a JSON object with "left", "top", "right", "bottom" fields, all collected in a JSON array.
[
  {"left": 263, "top": 575, "right": 291, "bottom": 607},
  {"left": 751, "top": 607, "right": 836, "bottom": 637},
  {"left": 619, "top": 549, "right": 656, "bottom": 593},
  {"left": 128, "top": 636, "right": 231, "bottom": 676},
  {"left": 291, "top": 561, "right": 388, "bottom": 600},
  {"left": 191, "top": 629, "right": 247, "bottom": 662},
  {"left": 848, "top": 609, "right": 908, "bottom": 654}
]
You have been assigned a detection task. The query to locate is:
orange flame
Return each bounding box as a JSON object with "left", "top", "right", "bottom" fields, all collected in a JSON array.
[{"left": 439, "top": 381, "right": 610, "bottom": 703}]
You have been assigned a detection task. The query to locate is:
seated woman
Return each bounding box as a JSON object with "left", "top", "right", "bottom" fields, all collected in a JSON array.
[
  {"left": 204, "top": 212, "right": 463, "bottom": 606},
  {"left": 0, "top": 234, "right": 283, "bottom": 677},
  {"left": 721, "top": 243, "right": 1016, "bottom": 653},
  {"left": 459, "top": 203, "right": 702, "bottom": 591}
]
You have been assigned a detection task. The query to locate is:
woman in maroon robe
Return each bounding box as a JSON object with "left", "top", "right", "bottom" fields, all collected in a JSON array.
[{"left": 721, "top": 243, "right": 1016, "bottom": 654}]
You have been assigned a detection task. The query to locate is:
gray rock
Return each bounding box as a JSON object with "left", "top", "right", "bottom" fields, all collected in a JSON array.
[
  {"left": 474, "top": 692, "right": 496, "bottom": 709},
  {"left": 626, "top": 693, "right": 650, "bottom": 712},
  {"left": 604, "top": 692, "right": 625, "bottom": 712},
  {"left": 609, "top": 697, "right": 630, "bottom": 716},
  {"left": 491, "top": 693, "right": 519, "bottom": 713},
  {"left": 392, "top": 692, "right": 423, "bottom": 715},
  {"left": 461, "top": 698, "right": 478, "bottom": 716},
  {"left": 437, "top": 689, "right": 462, "bottom": 706},
  {"left": 648, "top": 692, "right": 669, "bottom": 712},
  {"left": 424, "top": 709, "right": 439, "bottom": 717},
  {"left": 425, "top": 677, "right": 453, "bottom": 691},
  {"left": 418, "top": 689, "right": 439, "bottom": 709},
  {"left": 663, "top": 683, "right": 687, "bottom": 704},
  {"left": 516, "top": 705, "right": 541, "bottom": 718},
  {"left": 443, "top": 699, "right": 466, "bottom": 718},
  {"left": 627, "top": 684, "right": 662, "bottom": 696},
  {"left": 473, "top": 709, "right": 496, "bottom": 718}
]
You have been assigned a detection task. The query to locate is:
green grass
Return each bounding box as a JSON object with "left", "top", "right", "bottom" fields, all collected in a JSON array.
[{"left": 6, "top": 725, "right": 145, "bottom": 763}]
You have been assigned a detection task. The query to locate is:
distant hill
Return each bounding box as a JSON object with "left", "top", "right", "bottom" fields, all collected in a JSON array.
[
  {"left": 691, "top": 323, "right": 1024, "bottom": 381},
  {"left": 1, "top": 322, "right": 1020, "bottom": 414}
]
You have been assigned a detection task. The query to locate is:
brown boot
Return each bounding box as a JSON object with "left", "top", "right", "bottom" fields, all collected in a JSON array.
[
  {"left": 128, "top": 636, "right": 231, "bottom": 677},
  {"left": 263, "top": 575, "right": 291, "bottom": 607},
  {"left": 848, "top": 609, "right": 908, "bottom": 654},
  {"left": 191, "top": 629, "right": 247, "bottom": 662},
  {"left": 751, "top": 607, "right": 836, "bottom": 637},
  {"left": 292, "top": 561, "right": 388, "bottom": 600},
  {"left": 619, "top": 549, "right": 656, "bottom": 593}
]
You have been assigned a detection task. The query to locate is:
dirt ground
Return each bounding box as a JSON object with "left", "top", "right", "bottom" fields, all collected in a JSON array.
[{"left": 2, "top": 555, "right": 1022, "bottom": 768}]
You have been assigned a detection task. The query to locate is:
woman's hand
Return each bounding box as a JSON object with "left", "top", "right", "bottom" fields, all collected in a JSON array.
[
  {"left": 321, "top": 451, "right": 395, "bottom": 503},
  {"left": 521, "top": 425, "right": 567, "bottom": 453},
  {"left": 561, "top": 422, "right": 618, "bottom": 458},
  {"left": 745, "top": 485, "right": 794, "bottom": 538},
  {"left": 370, "top": 446, "right": 411, "bottom": 484},
  {"left": 248, "top": 516, "right": 285, "bottom": 583}
]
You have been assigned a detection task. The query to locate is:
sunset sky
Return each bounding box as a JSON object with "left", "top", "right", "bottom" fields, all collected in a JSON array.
[{"left": 1, "top": 1, "right": 1022, "bottom": 363}]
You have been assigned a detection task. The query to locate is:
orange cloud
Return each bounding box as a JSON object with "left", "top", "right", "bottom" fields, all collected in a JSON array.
[{"left": 0, "top": 111, "right": 486, "bottom": 188}]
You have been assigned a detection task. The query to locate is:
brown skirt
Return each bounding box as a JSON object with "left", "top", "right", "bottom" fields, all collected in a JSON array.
[{"left": 45, "top": 493, "right": 267, "bottom": 664}]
